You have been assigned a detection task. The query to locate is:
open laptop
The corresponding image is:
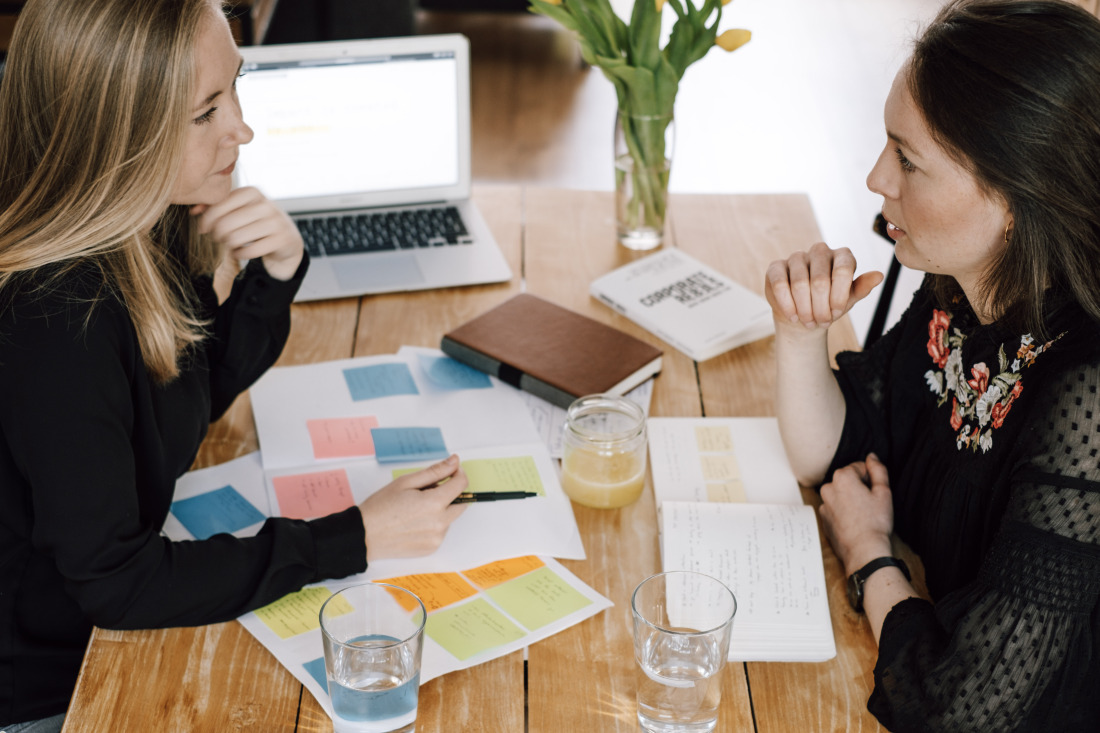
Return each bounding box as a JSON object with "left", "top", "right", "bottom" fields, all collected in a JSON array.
[{"left": 236, "top": 34, "right": 512, "bottom": 302}]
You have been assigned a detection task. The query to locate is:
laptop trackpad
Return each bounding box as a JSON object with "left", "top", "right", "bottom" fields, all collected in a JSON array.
[{"left": 335, "top": 253, "right": 426, "bottom": 292}]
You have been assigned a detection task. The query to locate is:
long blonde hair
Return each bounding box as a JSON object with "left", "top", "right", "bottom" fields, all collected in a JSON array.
[{"left": 0, "top": 0, "right": 224, "bottom": 382}]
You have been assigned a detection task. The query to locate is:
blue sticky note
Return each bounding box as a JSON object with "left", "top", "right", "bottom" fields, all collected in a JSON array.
[
  {"left": 371, "top": 427, "right": 449, "bottom": 463},
  {"left": 343, "top": 363, "right": 419, "bottom": 402},
  {"left": 419, "top": 354, "right": 492, "bottom": 391},
  {"left": 303, "top": 657, "right": 329, "bottom": 691},
  {"left": 171, "top": 485, "right": 266, "bottom": 540}
]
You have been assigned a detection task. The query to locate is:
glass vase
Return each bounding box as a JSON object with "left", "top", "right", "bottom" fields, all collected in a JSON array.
[{"left": 614, "top": 111, "right": 675, "bottom": 250}]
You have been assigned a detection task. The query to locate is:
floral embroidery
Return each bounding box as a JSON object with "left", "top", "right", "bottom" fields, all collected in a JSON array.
[{"left": 923, "top": 309, "right": 1064, "bottom": 453}]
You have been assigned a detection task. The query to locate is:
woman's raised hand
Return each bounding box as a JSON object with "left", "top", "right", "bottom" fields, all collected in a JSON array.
[
  {"left": 765, "top": 242, "right": 883, "bottom": 332},
  {"left": 357, "top": 454, "right": 470, "bottom": 563},
  {"left": 191, "top": 186, "right": 304, "bottom": 281}
]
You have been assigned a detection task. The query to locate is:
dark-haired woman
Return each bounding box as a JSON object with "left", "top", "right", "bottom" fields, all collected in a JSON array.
[{"left": 765, "top": 1, "right": 1100, "bottom": 730}]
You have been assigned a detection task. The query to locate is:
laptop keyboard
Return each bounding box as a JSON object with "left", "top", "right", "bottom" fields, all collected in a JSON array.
[{"left": 295, "top": 206, "right": 472, "bottom": 258}]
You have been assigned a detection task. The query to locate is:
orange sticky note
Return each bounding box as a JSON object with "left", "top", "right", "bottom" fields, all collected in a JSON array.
[
  {"left": 377, "top": 573, "right": 478, "bottom": 612},
  {"left": 307, "top": 416, "right": 380, "bottom": 459},
  {"left": 462, "top": 556, "right": 545, "bottom": 590},
  {"left": 272, "top": 469, "right": 354, "bottom": 519}
]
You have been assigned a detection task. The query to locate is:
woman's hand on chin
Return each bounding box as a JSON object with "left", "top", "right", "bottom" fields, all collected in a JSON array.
[{"left": 191, "top": 186, "right": 304, "bottom": 281}]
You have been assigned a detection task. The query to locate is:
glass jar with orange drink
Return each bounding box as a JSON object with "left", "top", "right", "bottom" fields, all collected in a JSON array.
[{"left": 560, "top": 394, "right": 647, "bottom": 509}]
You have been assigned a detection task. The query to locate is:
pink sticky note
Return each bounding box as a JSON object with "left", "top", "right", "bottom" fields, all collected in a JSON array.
[
  {"left": 307, "top": 416, "right": 381, "bottom": 459},
  {"left": 272, "top": 469, "right": 355, "bottom": 519}
]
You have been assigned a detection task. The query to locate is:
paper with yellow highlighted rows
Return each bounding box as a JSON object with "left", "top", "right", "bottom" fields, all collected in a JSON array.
[
  {"left": 646, "top": 417, "right": 803, "bottom": 507},
  {"left": 647, "top": 417, "right": 835, "bottom": 662},
  {"left": 236, "top": 556, "right": 611, "bottom": 722}
]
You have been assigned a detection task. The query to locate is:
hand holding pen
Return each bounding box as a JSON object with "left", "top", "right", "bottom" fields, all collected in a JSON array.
[{"left": 358, "top": 454, "right": 469, "bottom": 562}]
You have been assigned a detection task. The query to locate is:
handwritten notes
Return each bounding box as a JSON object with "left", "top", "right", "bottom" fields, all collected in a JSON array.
[
  {"left": 706, "top": 482, "right": 747, "bottom": 503},
  {"left": 462, "top": 457, "right": 544, "bottom": 494},
  {"left": 393, "top": 457, "right": 544, "bottom": 495},
  {"left": 486, "top": 567, "right": 593, "bottom": 631},
  {"left": 661, "top": 501, "right": 835, "bottom": 661},
  {"left": 371, "top": 427, "right": 448, "bottom": 463},
  {"left": 378, "top": 573, "right": 479, "bottom": 612},
  {"left": 255, "top": 586, "right": 351, "bottom": 640},
  {"left": 307, "top": 416, "right": 380, "bottom": 459},
  {"left": 272, "top": 469, "right": 355, "bottom": 519},
  {"left": 343, "top": 363, "right": 419, "bottom": 401},
  {"left": 170, "top": 485, "right": 265, "bottom": 540},
  {"left": 425, "top": 598, "right": 526, "bottom": 661},
  {"left": 648, "top": 417, "right": 802, "bottom": 506},
  {"left": 418, "top": 354, "right": 492, "bottom": 390},
  {"left": 463, "top": 556, "right": 545, "bottom": 590}
]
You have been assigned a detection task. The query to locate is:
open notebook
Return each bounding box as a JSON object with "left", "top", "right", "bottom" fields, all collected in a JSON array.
[{"left": 237, "top": 34, "right": 511, "bottom": 301}]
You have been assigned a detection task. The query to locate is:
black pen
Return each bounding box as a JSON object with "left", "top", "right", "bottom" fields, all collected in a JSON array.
[{"left": 451, "top": 491, "right": 539, "bottom": 504}]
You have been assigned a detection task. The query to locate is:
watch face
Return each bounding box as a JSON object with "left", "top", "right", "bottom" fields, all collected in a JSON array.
[{"left": 846, "top": 574, "right": 862, "bottom": 612}]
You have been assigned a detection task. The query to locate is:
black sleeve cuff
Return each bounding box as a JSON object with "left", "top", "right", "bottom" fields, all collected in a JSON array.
[
  {"left": 235, "top": 252, "right": 310, "bottom": 317},
  {"left": 874, "top": 596, "right": 938, "bottom": 676},
  {"left": 307, "top": 505, "right": 368, "bottom": 582}
]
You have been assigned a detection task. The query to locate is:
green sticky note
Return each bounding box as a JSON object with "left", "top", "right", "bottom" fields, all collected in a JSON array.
[
  {"left": 486, "top": 567, "right": 593, "bottom": 631},
  {"left": 425, "top": 598, "right": 525, "bottom": 661},
  {"left": 253, "top": 586, "right": 351, "bottom": 640},
  {"left": 392, "top": 456, "right": 545, "bottom": 496}
]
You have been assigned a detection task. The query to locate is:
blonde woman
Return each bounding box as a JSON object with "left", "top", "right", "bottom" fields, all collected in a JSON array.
[{"left": 0, "top": 1, "right": 469, "bottom": 728}]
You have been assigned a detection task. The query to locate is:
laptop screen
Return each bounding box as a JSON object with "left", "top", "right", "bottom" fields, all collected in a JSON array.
[{"left": 235, "top": 51, "right": 461, "bottom": 201}]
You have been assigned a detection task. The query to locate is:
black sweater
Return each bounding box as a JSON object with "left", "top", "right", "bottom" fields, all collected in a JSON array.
[
  {"left": 829, "top": 277, "right": 1100, "bottom": 732},
  {"left": 0, "top": 254, "right": 367, "bottom": 725}
]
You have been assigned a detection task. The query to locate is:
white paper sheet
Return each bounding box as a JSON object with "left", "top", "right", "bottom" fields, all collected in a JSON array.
[
  {"left": 647, "top": 417, "right": 802, "bottom": 507},
  {"left": 661, "top": 501, "right": 835, "bottom": 662}
]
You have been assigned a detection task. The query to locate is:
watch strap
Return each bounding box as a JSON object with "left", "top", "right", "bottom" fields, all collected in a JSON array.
[
  {"left": 855, "top": 556, "right": 910, "bottom": 583},
  {"left": 847, "top": 556, "right": 910, "bottom": 612}
]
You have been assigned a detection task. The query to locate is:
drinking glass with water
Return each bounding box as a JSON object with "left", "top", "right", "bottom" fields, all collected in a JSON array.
[
  {"left": 631, "top": 571, "right": 737, "bottom": 733},
  {"left": 320, "top": 583, "right": 426, "bottom": 733}
]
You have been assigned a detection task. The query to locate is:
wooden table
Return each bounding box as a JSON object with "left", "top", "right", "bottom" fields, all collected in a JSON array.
[{"left": 64, "top": 186, "right": 918, "bottom": 732}]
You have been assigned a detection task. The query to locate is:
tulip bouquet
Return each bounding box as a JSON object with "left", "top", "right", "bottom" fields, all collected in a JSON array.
[{"left": 529, "top": 0, "right": 750, "bottom": 246}]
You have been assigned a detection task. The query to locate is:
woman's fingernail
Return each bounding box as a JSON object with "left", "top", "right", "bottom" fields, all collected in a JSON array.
[
  {"left": 832, "top": 309, "right": 842, "bottom": 319},
  {"left": 788, "top": 314, "right": 799, "bottom": 323},
  {"left": 445, "top": 454, "right": 458, "bottom": 465}
]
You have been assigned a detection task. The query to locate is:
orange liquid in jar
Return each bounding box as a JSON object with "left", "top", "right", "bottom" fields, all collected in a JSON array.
[{"left": 560, "top": 447, "right": 645, "bottom": 509}]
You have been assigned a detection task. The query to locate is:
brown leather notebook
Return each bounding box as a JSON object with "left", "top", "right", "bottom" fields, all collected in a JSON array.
[{"left": 441, "top": 293, "right": 663, "bottom": 408}]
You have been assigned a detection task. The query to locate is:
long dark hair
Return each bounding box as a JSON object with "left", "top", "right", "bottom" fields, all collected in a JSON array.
[{"left": 910, "top": 0, "right": 1100, "bottom": 336}]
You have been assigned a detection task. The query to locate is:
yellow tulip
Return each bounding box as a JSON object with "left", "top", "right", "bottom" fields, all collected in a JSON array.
[
  {"left": 542, "top": 0, "right": 563, "bottom": 4},
  {"left": 715, "top": 28, "right": 751, "bottom": 52},
  {"left": 722, "top": 0, "right": 734, "bottom": 5},
  {"left": 656, "top": 0, "right": 667, "bottom": 11}
]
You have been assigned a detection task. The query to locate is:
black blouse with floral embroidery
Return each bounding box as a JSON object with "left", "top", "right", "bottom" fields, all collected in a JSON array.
[{"left": 829, "top": 276, "right": 1100, "bottom": 732}]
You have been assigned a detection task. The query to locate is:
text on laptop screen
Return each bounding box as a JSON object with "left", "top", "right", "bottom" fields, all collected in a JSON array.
[{"left": 235, "top": 52, "right": 460, "bottom": 201}]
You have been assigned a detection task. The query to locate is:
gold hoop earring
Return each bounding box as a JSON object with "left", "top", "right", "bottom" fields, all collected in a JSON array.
[{"left": 1004, "top": 225, "right": 1012, "bottom": 244}]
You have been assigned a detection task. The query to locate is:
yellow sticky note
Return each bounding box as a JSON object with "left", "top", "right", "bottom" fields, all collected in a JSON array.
[
  {"left": 254, "top": 586, "right": 351, "bottom": 640},
  {"left": 700, "top": 454, "right": 741, "bottom": 481},
  {"left": 393, "top": 457, "right": 545, "bottom": 496},
  {"left": 425, "top": 598, "right": 526, "bottom": 661},
  {"left": 486, "top": 567, "right": 593, "bottom": 632},
  {"left": 695, "top": 425, "right": 734, "bottom": 453},
  {"left": 377, "top": 572, "right": 478, "bottom": 612},
  {"left": 706, "top": 480, "right": 748, "bottom": 503},
  {"left": 462, "top": 556, "right": 545, "bottom": 590}
]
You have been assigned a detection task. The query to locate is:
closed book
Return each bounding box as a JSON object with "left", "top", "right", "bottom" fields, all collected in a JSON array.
[
  {"left": 589, "top": 248, "right": 774, "bottom": 362},
  {"left": 441, "top": 293, "right": 662, "bottom": 409}
]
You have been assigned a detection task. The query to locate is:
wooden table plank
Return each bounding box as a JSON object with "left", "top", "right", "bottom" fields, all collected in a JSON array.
[{"left": 521, "top": 189, "right": 754, "bottom": 732}]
